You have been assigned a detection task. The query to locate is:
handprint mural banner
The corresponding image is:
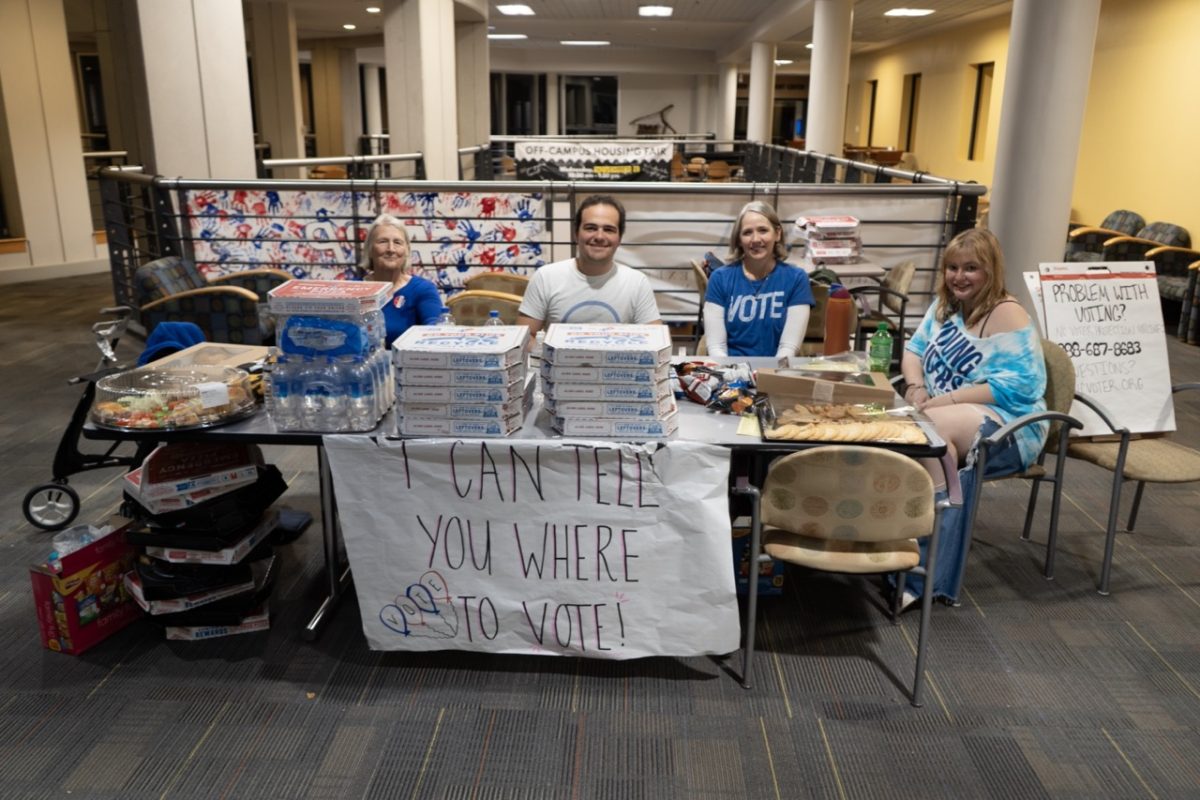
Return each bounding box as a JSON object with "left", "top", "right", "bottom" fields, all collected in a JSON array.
[
  {"left": 182, "top": 189, "right": 546, "bottom": 289},
  {"left": 324, "top": 437, "right": 739, "bottom": 658}
]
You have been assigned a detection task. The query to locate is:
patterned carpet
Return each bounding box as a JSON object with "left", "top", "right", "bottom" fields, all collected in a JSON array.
[{"left": 0, "top": 273, "right": 1197, "bottom": 798}]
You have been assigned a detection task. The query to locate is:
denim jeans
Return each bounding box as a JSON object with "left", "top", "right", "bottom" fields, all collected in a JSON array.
[{"left": 899, "top": 417, "right": 1025, "bottom": 603}]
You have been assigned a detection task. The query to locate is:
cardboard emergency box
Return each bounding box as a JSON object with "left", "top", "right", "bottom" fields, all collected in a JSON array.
[
  {"left": 756, "top": 367, "right": 895, "bottom": 406},
  {"left": 151, "top": 342, "right": 270, "bottom": 370},
  {"left": 30, "top": 521, "right": 141, "bottom": 655}
]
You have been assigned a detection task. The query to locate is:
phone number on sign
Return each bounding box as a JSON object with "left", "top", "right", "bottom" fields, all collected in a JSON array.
[{"left": 1060, "top": 341, "right": 1142, "bottom": 358}]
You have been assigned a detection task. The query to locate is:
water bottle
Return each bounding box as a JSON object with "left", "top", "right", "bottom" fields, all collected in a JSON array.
[
  {"left": 271, "top": 355, "right": 300, "bottom": 430},
  {"left": 823, "top": 283, "right": 855, "bottom": 356},
  {"left": 344, "top": 355, "right": 377, "bottom": 431},
  {"left": 436, "top": 306, "right": 456, "bottom": 326},
  {"left": 868, "top": 322, "right": 893, "bottom": 373},
  {"left": 363, "top": 308, "right": 386, "bottom": 350},
  {"left": 323, "top": 356, "right": 349, "bottom": 432},
  {"left": 484, "top": 310, "right": 503, "bottom": 326},
  {"left": 299, "top": 356, "right": 326, "bottom": 430}
]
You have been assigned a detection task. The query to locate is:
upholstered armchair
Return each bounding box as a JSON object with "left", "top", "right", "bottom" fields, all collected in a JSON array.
[
  {"left": 133, "top": 255, "right": 292, "bottom": 344},
  {"left": 1063, "top": 209, "right": 1145, "bottom": 262},
  {"left": 1100, "top": 221, "right": 1191, "bottom": 262}
]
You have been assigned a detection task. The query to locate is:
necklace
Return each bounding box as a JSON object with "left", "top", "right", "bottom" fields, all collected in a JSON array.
[{"left": 743, "top": 262, "right": 775, "bottom": 295}]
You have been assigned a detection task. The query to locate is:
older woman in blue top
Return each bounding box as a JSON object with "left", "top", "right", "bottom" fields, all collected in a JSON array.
[
  {"left": 703, "top": 201, "right": 814, "bottom": 357},
  {"left": 896, "top": 227, "right": 1048, "bottom": 607},
  {"left": 362, "top": 214, "right": 442, "bottom": 346}
]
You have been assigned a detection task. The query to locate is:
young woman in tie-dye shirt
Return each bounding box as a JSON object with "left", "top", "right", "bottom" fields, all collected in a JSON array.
[{"left": 895, "top": 228, "right": 1047, "bottom": 605}]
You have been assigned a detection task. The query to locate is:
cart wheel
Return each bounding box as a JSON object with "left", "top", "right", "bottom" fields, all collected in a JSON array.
[{"left": 23, "top": 483, "right": 81, "bottom": 531}]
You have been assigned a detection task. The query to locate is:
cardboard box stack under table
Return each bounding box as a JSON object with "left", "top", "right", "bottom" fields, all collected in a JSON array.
[
  {"left": 540, "top": 323, "right": 679, "bottom": 437},
  {"left": 798, "top": 215, "right": 862, "bottom": 265},
  {"left": 391, "top": 325, "right": 533, "bottom": 436},
  {"left": 120, "top": 442, "right": 286, "bottom": 640}
]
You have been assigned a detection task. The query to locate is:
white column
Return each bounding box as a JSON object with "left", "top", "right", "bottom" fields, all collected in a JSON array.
[
  {"left": 692, "top": 75, "right": 713, "bottom": 136},
  {"left": 746, "top": 42, "right": 775, "bottom": 143},
  {"left": 717, "top": 63, "right": 738, "bottom": 142},
  {"left": 363, "top": 66, "right": 384, "bottom": 137},
  {"left": 384, "top": 0, "right": 459, "bottom": 179},
  {"left": 249, "top": 1, "right": 304, "bottom": 177},
  {"left": 0, "top": 0, "right": 94, "bottom": 267},
  {"left": 136, "top": 0, "right": 256, "bottom": 177},
  {"left": 339, "top": 49, "right": 361, "bottom": 158},
  {"left": 545, "top": 73, "right": 560, "bottom": 135},
  {"left": 456, "top": 21, "right": 490, "bottom": 147},
  {"left": 990, "top": 0, "right": 1101, "bottom": 307},
  {"left": 806, "top": 0, "right": 853, "bottom": 155}
]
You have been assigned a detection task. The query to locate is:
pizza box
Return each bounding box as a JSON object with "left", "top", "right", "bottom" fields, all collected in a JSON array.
[
  {"left": 141, "top": 510, "right": 279, "bottom": 566},
  {"left": 539, "top": 360, "right": 671, "bottom": 386},
  {"left": 395, "top": 362, "right": 525, "bottom": 387},
  {"left": 542, "top": 324, "right": 671, "bottom": 367},
  {"left": 164, "top": 604, "right": 270, "bottom": 641},
  {"left": 395, "top": 383, "right": 523, "bottom": 403},
  {"left": 542, "top": 378, "right": 673, "bottom": 402},
  {"left": 552, "top": 410, "right": 678, "bottom": 438},
  {"left": 544, "top": 393, "right": 677, "bottom": 419},
  {"left": 756, "top": 367, "right": 895, "bottom": 405},
  {"left": 395, "top": 413, "right": 524, "bottom": 437},
  {"left": 267, "top": 279, "right": 391, "bottom": 315},
  {"left": 151, "top": 343, "right": 269, "bottom": 370},
  {"left": 391, "top": 325, "right": 527, "bottom": 369}
]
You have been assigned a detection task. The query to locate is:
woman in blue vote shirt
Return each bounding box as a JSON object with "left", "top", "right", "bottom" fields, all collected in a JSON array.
[
  {"left": 362, "top": 214, "right": 443, "bottom": 346},
  {"left": 703, "top": 201, "right": 815, "bottom": 357}
]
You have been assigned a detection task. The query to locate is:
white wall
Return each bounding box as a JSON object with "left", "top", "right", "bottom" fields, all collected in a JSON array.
[{"left": 619, "top": 74, "right": 705, "bottom": 138}]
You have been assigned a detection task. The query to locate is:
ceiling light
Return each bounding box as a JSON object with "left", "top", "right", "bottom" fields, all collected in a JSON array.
[
  {"left": 497, "top": 4, "right": 535, "bottom": 14},
  {"left": 488, "top": 33, "right": 528, "bottom": 39},
  {"left": 343, "top": 23, "right": 357, "bottom": 30},
  {"left": 774, "top": 59, "right": 792, "bottom": 66},
  {"left": 365, "top": 6, "right": 381, "bottom": 12},
  {"left": 884, "top": 8, "right": 935, "bottom": 17},
  {"left": 638, "top": 5, "right": 673, "bottom": 16},
  {"left": 561, "top": 40, "right": 610, "bottom": 46}
]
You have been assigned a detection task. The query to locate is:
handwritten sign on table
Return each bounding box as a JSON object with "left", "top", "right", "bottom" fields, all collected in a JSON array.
[
  {"left": 1039, "top": 262, "right": 1175, "bottom": 436},
  {"left": 324, "top": 437, "right": 739, "bottom": 658}
]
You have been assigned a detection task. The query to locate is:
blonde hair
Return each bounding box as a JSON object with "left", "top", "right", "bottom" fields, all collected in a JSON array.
[
  {"left": 360, "top": 214, "right": 411, "bottom": 272},
  {"left": 936, "top": 228, "right": 1009, "bottom": 327},
  {"left": 727, "top": 201, "right": 788, "bottom": 263}
]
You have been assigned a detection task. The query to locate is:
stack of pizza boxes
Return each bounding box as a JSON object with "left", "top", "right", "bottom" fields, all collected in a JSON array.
[
  {"left": 799, "top": 215, "right": 862, "bottom": 265},
  {"left": 119, "top": 443, "right": 286, "bottom": 640},
  {"left": 391, "top": 325, "right": 534, "bottom": 436},
  {"left": 540, "top": 324, "right": 678, "bottom": 437}
]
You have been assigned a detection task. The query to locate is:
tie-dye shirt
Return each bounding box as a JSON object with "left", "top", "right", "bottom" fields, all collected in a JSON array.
[{"left": 906, "top": 302, "right": 1048, "bottom": 468}]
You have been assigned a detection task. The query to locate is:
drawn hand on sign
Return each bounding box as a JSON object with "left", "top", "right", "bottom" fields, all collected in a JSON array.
[{"left": 378, "top": 570, "right": 459, "bottom": 639}]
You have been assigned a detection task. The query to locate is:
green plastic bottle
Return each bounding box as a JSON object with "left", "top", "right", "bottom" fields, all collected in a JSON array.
[{"left": 868, "top": 322, "right": 893, "bottom": 373}]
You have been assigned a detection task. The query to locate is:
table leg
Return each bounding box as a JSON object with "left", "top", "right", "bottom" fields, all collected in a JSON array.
[{"left": 303, "top": 444, "right": 353, "bottom": 641}]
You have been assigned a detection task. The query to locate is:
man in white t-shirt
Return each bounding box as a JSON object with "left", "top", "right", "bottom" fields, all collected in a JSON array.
[{"left": 518, "top": 195, "right": 662, "bottom": 337}]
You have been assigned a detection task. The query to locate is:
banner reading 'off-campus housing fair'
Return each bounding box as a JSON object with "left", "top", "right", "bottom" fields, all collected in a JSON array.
[
  {"left": 514, "top": 140, "right": 673, "bottom": 181},
  {"left": 324, "top": 436, "right": 739, "bottom": 658}
]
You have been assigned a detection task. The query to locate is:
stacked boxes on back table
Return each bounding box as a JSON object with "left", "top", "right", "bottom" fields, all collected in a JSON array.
[
  {"left": 266, "top": 279, "right": 394, "bottom": 432},
  {"left": 541, "top": 324, "right": 678, "bottom": 437},
  {"left": 391, "top": 325, "right": 532, "bottom": 436},
  {"left": 796, "top": 215, "right": 862, "bottom": 265}
]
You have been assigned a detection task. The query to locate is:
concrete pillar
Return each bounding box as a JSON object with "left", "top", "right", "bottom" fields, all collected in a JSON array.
[
  {"left": 692, "top": 74, "right": 713, "bottom": 136},
  {"left": 545, "top": 73, "right": 560, "bottom": 135},
  {"left": 746, "top": 42, "right": 775, "bottom": 143},
  {"left": 249, "top": 2, "right": 305, "bottom": 177},
  {"left": 384, "top": 0, "right": 459, "bottom": 179},
  {"left": 456, "top": 21, "right": 490, "bottom": 147},
  {"left": 135, "top": 0, "right": 256, "bottom": 178},
  {"left": 309, "top": 41, "right": 351, "bottom": 156},
  {"left": 717, "top": 63, "right": 738, "bottom": 142},
  {"left": 806, "top": 0, "right": 853, "bottom": 155},
  {"left": 0, "top": 0, "right": 94, "bottom": 268},
  {"left": 990, "top": 0, "right": 1101, "bottom": 307}
]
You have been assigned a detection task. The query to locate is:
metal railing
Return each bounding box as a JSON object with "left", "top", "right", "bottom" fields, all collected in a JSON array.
[
  {"left": 83, "top": 150, "right": 134, "bottom": 233},
  {"left": 260, "top": 152, "right": 425, "bottom": 180}
]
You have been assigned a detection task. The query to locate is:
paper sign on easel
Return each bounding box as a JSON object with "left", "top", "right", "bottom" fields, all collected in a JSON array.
[
  {"left": 1022, "top": 271, "right": 1046, "bottom": 332},
  {"left": 1038, "top": 262, "right": 1175, "bottom": 437}
]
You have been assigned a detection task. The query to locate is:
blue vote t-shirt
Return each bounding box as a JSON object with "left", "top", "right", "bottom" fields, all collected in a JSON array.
[{"left": 704, "top": 261, "right": 814, "bottom": 356}]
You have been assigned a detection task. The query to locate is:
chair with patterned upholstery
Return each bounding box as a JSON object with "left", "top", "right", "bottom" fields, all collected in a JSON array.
[
  {"left": 132, "top": 255, "right": 293, "bottom": 344},
  {"left": 851, "top": 260, "right": 916, "bottom": 364},
  {"left": 1063, "top": 383, "right": 1200, "bottom": 595},
  {"left": 734, "top": 446, "right": 959, "bottom": 706},
  {"left": 1179, "top": 259, "right": 1200, "bottom": 344},
  {"left": 464, "top": 271, "right": 531, "bottom": 297},
  {"left": 1142, "top": 245, "right": 1200, "bottom": 322},
  {"left": 1100, "top": 224, "right": 1193, "bottom": 316},
  {"left": 446, "top": 290, "right": 524, "bottom": 325},
  {"left": 1063, "top": 209, "right": 1145, "bottom": 262}
]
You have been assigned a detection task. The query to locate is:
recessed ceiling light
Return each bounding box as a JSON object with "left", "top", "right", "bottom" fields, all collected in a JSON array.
[
  {"left": 365, "top": 6, "right": 381, "bottom": 12},
  {"left": 488, "top": 33, "right": 528, "bottom": 39},
  {"left": 884, "top": 8, "right": 935, "bottom": 17},
  {"left": 497, "top": 4, "right": 535, "bottom": 14},
  {"left": 774, "top": 59, "right": 793, "bottom": 66},
  {"left": 343, "top": 23, "right": 357, "bottom": 30},
  {"left": 561, "top": 40, "right": 610, "bottom": 46},
  {"left": 638, "top": 5, "right": 673, "bottom": 16}
]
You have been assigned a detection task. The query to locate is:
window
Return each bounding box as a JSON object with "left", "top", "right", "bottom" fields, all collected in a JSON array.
[
  {"left": 563, "top": 76, "right": 617, "bottom": 135},
  {"left": 899, "top": 72, "right": 921, "bottom": 152},
  {"left": 865, "top": 79, "right": 878, "bottom": 146},
  {"left": 967, "top": 62, "right": 993, "bottom": 161}
]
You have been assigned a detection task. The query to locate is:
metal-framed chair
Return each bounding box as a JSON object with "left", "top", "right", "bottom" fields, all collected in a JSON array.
[
  {"left": 734, "top": 446, "right": 960, "bottom": 706},
  {"left": 851, "top": 259, "right": 916, "bottom": 365}
]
